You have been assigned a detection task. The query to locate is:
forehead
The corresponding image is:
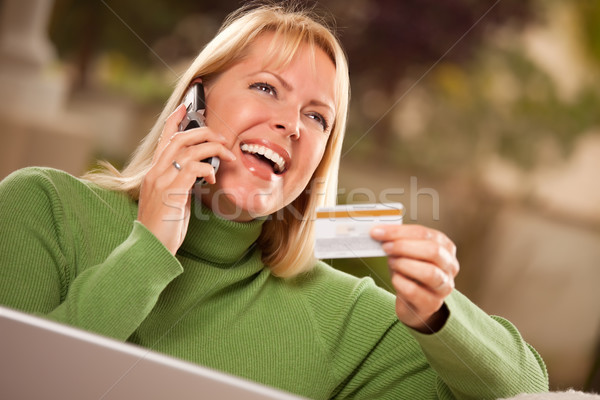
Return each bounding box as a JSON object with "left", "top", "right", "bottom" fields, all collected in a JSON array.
[
  {"left": 250, "top": 31, "right": 331, "bottom": 69},
  {"left": 240, "top": 33, "right": 338, "bottom": 101}
]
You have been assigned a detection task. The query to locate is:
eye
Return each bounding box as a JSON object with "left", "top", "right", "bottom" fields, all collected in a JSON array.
[
  {"left": 249, "top": 82, "right": 277, "bottom": 97},
  {"left": 307, "top": 112, "right": 330, "bottom": 132}
]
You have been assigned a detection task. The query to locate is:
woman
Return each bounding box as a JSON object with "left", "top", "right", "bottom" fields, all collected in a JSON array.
[{"left": 0, "top": 4, "right": 548, "bottom": 399}]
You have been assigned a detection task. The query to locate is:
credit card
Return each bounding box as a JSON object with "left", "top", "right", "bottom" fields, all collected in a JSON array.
[{"left": 314, "top": 203, "right": 404, "bottom": 259}]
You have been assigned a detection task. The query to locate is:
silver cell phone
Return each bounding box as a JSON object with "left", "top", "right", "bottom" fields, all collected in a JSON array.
[{"left": 179, "top": 82, "right": 220, "bottom": 185}]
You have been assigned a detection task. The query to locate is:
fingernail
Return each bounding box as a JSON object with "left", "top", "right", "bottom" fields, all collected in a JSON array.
[
  {"left": 227, "top": 150, "right": 237, "bottom": 160},
  {"left": 382, "top": 242, "right": 393, "bottom": 253},
  {"left": 371, "top": 227, "right": 385, "bottom": 238}
]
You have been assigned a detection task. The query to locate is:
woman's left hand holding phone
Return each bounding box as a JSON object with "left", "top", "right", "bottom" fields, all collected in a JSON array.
[{"left": 137, "top": 104, "right": 236, "bottom": 255}]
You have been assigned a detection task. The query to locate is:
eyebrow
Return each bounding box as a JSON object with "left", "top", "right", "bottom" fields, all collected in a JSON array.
[
  {"left": 257, "top": 71, "right": 336, "bottom": 115},
  {"left": 267, "top": 71, "right": 293, "bottom": 92}
]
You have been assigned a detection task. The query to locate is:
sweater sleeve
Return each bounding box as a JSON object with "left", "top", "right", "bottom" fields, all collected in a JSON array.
[
  {"left": 304, "top": 264, "right": 548, "bottom": 399},
  {"left": 334, "top": 287, "right": 548, "bottom": 400},
  {"left": 407, "top": 290, "right": 549, "bottom": 399},
  {"left": 0, "top": 168, "right": 183, "bottom": 340}
]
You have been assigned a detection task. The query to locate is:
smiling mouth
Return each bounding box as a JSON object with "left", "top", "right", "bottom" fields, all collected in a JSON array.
[{"left": 240, "top": 143, "right": 287, "bottom": 174}]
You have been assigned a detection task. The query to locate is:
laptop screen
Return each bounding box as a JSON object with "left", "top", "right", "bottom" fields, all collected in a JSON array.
[{"left": 0, "top": 306, "right": 304, "bottom": 399}]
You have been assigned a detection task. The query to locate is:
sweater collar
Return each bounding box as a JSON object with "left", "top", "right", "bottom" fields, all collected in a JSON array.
[{"left": 179, "top": 197, "right": 266, "bottom": 264}]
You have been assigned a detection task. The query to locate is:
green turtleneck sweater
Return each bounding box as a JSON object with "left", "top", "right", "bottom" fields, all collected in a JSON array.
[{"left": 0, "top": 167, "right": 548, "bottom": 399}]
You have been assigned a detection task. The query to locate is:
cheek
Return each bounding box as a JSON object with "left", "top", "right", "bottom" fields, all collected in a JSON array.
[
  {"left": 206, "top": 96, "right": 266, "bottom": 141},
  {"left": 305, "top": 137, "right": 328, "bottom": 169},
  {"left": 289, "top": 138, "right": 328, "bottom": 187}
]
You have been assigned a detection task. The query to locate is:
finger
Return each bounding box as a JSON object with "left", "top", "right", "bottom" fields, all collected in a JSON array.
[
  {"left": 150, "top": 160, "right": 216, "bottom": 205},
  {"left": 170, "top": 157, "right": 220, "bottom": 186},
  {"left": 383, "top": 240, "right": 459, "bottom": 277},
  {"left": 388, "top": 257, "right": 454, "bottom": 294},
  {"left": 176, "top": 142, "right": 236, "bottom": 167},
  {"left": 392, "top": 272, "right": 444, "bottom": 317},
  {"left": 145, "top": 138, "right": 233, "bottom": 201},
  {"left": 145, "top": 153, "right": 215, "bottom": 198},
  {"left": 167, "top": 125, "right": 227, "bottom": 147},
  {"left": 160, "top": 142, "right": 235, "bottom": 187},
  {"left": 156, "top": 129, "right": 229, "bottom": 172},
  {"left": 154, "top": 104, "right": 187, "bottom": 163},
  {"left": 371, "top": 224, "right": 456, "bottom": 256}
]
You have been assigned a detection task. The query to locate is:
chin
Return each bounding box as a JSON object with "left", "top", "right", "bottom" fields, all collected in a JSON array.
[
  {"left": 203, "top": 181, "right": 285, "bottom": 222},
  {"left": 229, "top": 196, "right": 280, "bottom": 220}
]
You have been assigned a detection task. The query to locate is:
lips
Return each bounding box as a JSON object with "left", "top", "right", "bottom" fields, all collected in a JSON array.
[{"left": 239, "top": 139, "right": 291, "bottom": 180}]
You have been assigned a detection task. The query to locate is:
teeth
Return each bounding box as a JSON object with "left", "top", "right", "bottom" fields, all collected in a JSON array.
[{"left": 241, "top": 144, "right": 286, "bottom": 172}]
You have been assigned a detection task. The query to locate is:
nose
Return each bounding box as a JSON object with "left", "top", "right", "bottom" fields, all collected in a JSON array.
[{"left": 273, "top": 109, "right": 300, "bottom": 140}]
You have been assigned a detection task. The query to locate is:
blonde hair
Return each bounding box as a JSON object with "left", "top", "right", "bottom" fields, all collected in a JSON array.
[{"left": 83, "top": 3, "right": 350, "bottom": 278}]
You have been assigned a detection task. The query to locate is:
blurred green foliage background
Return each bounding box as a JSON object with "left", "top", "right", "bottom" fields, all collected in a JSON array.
[{"left": 47, "top": 0, "right": 600, "bottom": 174}]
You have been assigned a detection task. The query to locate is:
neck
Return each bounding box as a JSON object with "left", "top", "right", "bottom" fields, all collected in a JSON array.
[
  {"left": 179, "top": 196, "right": 266, "bottom": 264},
  {"left": 195, "top": 185, "right": 258, "bottom": 222}
]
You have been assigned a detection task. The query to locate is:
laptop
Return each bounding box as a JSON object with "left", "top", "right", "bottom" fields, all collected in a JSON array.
[{"left": 0, "top": 306, "right": 305, "bottom": 399}]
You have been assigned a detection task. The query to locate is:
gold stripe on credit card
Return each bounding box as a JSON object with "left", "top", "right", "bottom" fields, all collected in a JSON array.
[{"left": 316, "top": 208, "right": 403, "bottom": 219}]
